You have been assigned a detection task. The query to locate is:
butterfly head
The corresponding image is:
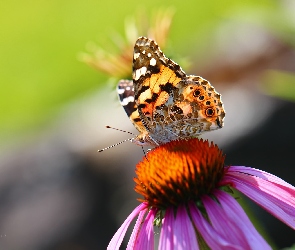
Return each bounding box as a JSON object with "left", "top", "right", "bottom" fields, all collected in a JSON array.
[{"left": 131, "top": 132, "right": 159, "bottom": 147}]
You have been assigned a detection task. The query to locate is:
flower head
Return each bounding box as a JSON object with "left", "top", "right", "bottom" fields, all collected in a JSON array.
[
  {"left": 108, "top": 139, "right": 295, "bottom": 250},
  {"left": 135, "top": 139, "right": 224, "bottom": 208}
]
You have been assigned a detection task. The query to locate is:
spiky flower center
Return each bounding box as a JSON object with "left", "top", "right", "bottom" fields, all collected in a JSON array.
[{"left": 134, "top": 139, "right": 225, "bottom": 208}]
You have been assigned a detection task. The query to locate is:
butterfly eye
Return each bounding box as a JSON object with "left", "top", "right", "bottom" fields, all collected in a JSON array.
[
  {"left": 205, "top": 107, "right": 215, "bottom": 117},
  {"left": 193, "top": 89, "right": 201, "bottom": 97}
]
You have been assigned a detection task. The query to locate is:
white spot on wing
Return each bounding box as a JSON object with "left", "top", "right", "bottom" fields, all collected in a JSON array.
[
  {"left": 147, "top": 53, "right": 151, "bottom": 57},
  {"left": 117, "top": 88, "right": 125, "bottom": 94},
  {"left": 134, "top": 52, "right": 140, "bottom": 60},
  {"left": 134, "top": 67, "right": 147, "bottom": 80},
  {"left": 150, "top": 58, "right": 157, "bottom": 66},
  {"left": 121, "top": 96, "right": 135, "bottom": 106},
  {"left": 142, "top": 50, "right": 146, "bottom": 54}
]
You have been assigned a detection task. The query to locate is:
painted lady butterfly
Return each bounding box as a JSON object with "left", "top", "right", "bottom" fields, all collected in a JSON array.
[{"left": 117, "top": 37, "right": 225, "bottom": 147}]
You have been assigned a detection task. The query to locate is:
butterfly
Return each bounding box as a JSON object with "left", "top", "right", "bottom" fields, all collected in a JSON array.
[{"left": 117, "top": 36, "right": 225, "bottom": 147}]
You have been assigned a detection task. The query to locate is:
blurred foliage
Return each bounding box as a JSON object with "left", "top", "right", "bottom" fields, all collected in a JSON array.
[
  {"left": 80, "top": 8, "right": 175, "bottom": 78},
  {"left": 262, "top": 71, "right": 295, "bottom": 101},
  {"left": 282, "top": 244, "right": 295, "bottom": 250},
  {"left": 0, "top": 0, "right": 292, "bottom": 144}
]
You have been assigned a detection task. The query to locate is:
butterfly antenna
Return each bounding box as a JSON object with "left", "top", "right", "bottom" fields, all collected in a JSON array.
[
  {"left": 98, "top": 138, "right": 133, "bottom": 152},
  {"left": 105, "top": 125, "right": 136, "bottom": 136},
  {"left": 98, "top": 126, "right": 136, "bottom": 152}
]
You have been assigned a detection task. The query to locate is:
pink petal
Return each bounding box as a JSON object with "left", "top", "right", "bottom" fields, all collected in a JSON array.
[
  {"left": 134, "top": 208, "right": 156, "bottom": 250},
  {"left": 189, "top": 202, "right": 242, "bottom": 250},
  {"left": 223, "top": 173, "right": 295, "bottom": 229},
  {"left": 127, "top": 208, "right": 146, "bottom": 249},
  {"left": 202, "top": 195, "right": 248, "bottom": 246},
  {"left": 173, "top": 204, "right": 199, "bottom": 250},
  {"left": 107, "top": 202, "right": 148, "bottom": 250},
  {"left": 227, "top": 166, "right": 294, "bottom": 188},
  {"left": 233, "top": 176, "right": 295, "bottom": 216},
  {"left": 214, "top": 190, "right": 271, "bottom": 249},
  {"left": 159, "top": 207, "right": 174, "bottom": 250},
  {"left": 225, "top": 169, "right": 295, "bottom": 208}
]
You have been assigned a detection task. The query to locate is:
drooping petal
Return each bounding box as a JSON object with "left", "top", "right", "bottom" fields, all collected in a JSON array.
[
  {"left": 107, "top": 202, "right": 148, "bottom": 250},
  {"left": 226, "top": 166, "right": 295, "bottom": 189},
  {"left": 225, "top": 167, "right": 295, "bottom": 208},
  {"left": 127, "top": 208, "right": 147, "bottom": 249},
  {"left": 159, "top": 207, "right": 174, "bottom": 250},
  {"left": 189, "top": 202, "right": 242, "bottom": 250},
  {"left": 223, "top": 170, "right": 295, "bottom": 229},
  {"left": 214, "top": 190, "right": 271, "bottom": 249},
  {"left": 173, "top": 204, "right": 199, "bottom": 250},
  {"left": 134, "top": 208, "right": 156, "bottom": 250},
  {"left": 202, "top": 195, "right": 248, "bottom": 246}
]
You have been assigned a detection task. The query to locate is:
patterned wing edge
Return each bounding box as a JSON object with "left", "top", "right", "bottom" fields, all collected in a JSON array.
[
  {"left": 117, "top": 80, "right": 146, "bottom": 133},
  {"left": 117, "top": 80, "right": 136, "bottom": 117},
  {"left": 132, "top": 36, "right": 186, "bottom": 99}
]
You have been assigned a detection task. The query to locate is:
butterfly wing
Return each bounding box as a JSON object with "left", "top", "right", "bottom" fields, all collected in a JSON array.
[
  {"left": 132, "top": 37, "right": 225, "bottom": 143},
  {"left": 173, "top": 75, "right": 225, "bottom": 133},
  {"left": 118, "top": 36, "right": 225, "bottom": 145},
  {"left": 117, "top": 80, "right": 146, "bottom": 133},
  {"left": 132, "top": 37, "right": 186, "bottom": 132}
]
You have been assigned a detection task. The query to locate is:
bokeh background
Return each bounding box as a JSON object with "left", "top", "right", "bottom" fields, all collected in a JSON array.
[{"left": 1, "top": 0, "right": 295, "bottom": 249}]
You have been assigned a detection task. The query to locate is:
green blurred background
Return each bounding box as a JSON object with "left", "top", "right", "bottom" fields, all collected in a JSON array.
[{"left": 1, "top": 0, "right": 295, "bottom": 249}]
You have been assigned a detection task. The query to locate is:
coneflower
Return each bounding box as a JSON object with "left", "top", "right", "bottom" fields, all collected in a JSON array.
[{"left": 108, "top": 139, "right": 295, "bottom": 249}]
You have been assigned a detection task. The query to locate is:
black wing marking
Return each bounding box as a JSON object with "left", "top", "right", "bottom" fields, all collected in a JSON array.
[{"left": 117, "top": 80, "right": 136, "bottom": 117}]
